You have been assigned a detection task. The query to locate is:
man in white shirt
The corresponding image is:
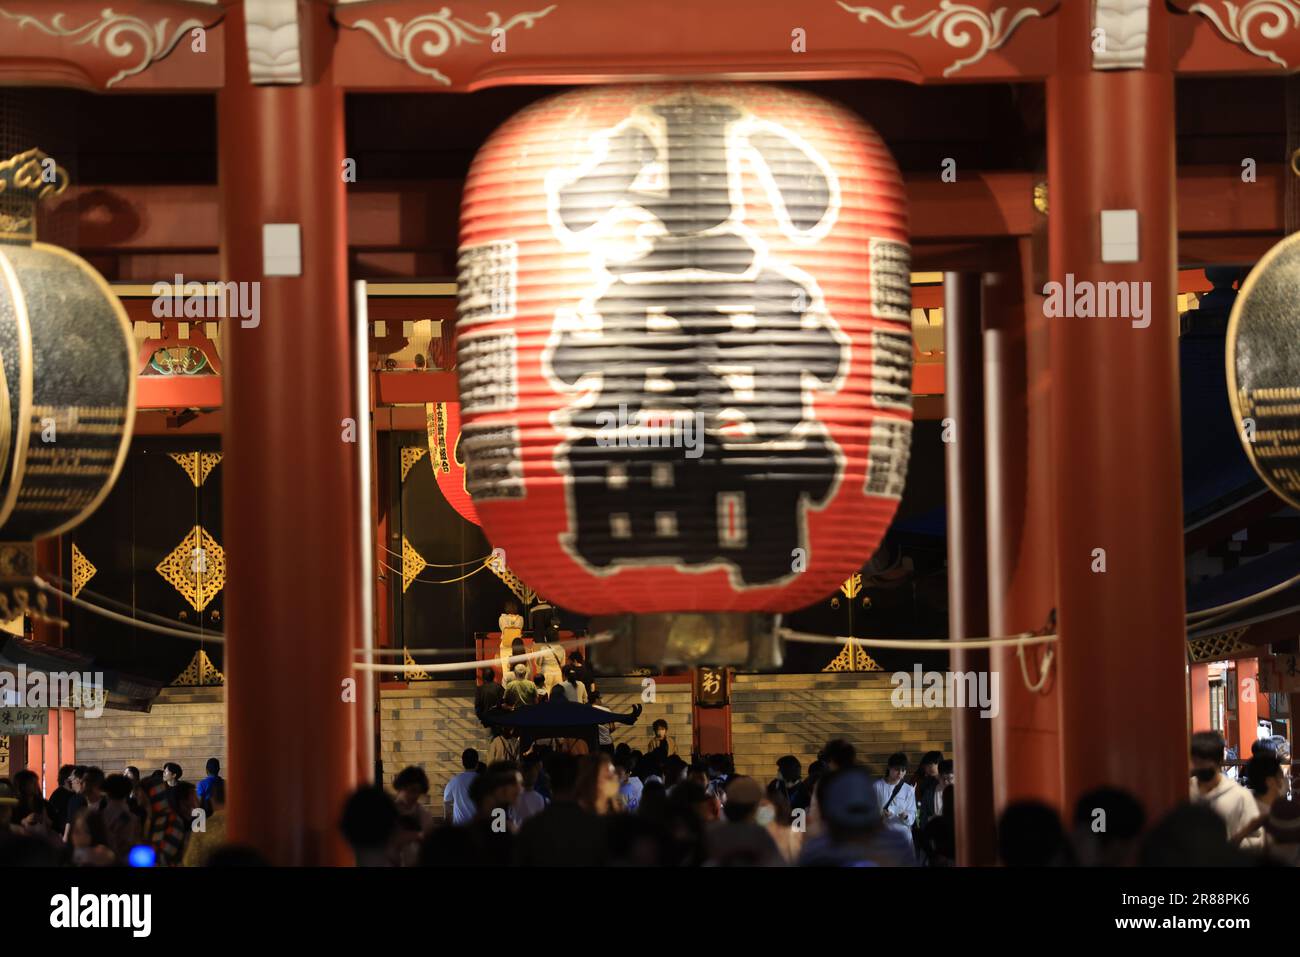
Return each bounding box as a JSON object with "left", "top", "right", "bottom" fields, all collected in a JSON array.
[
  {"left": 1189, "top": 731, "right": 1257, "bottom": 842},
  {"left": 511, "top": 755, "right": 548, "bottom": 827},
  {"left": 442, "top": 748, "right": 480, "bottom": 825},
  {"left": 873, "top": 752, "right": 916, "bottom": 851},
  {"left": 615, "top": 753, "right": 643, "bottom": 811}
]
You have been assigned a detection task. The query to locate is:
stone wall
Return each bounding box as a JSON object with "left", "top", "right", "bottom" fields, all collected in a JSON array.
[
  {"left": 379, "top": 677, "right": 693, "bottom": 820},
  {"left": 69, "top": 674, "right": 950, "bottom": 815},
  {"left": 730, "top": 672, "right": 952, "bottom": 782},
  {"left": 75, "top": 687, "right": 226, "bottom": 779}
]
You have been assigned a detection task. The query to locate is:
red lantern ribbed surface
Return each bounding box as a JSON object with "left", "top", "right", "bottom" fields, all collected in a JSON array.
[{"left": 456, "top": 83, "right": 912, "bottom": 615}]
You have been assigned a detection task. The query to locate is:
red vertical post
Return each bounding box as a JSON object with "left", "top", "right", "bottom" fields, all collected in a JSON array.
[
  {"left": 943, "top": 271, "right": 997, "bottom": 864},
  {"left": 218, "top": 2, "right": 359, "bottom": 864},
  {"left": 367, "top": 427, "right": 391, "bottom": 787},
  {"left": 1237, "top": 659, "right": 1259, "bottom": 758},
  {"left": 1189, "top": 663, "right": 1211, "bottom": 733},
  {"left": 1047, "top": 2, "right": 1187, "bottom": 818},
  {"left": 986, "top": 240, "right": 1062, "bottom": 811}
]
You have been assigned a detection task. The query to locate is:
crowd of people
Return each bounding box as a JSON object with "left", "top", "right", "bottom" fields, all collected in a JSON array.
[
  {"left": 331, "top": 728, "right": 1298, "bottom": 867},
  {"left": 3, "top": 723, "right": 1296, "bottom": 867},
  {"left": 0, "top": 757, "right": 227, "bottom": 866}
]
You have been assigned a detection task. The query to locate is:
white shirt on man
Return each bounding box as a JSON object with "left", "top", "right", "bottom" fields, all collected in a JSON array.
[
  {"left": 443, "top": 770, "right": 478, "bottom": 825},
  {"left": 873, "top": 777, "right": 916, "bottom": 846},
  {"left": 512, "top": 787, "right": 547, "bottom": 827},
  {"left": 1189, "top": 775, "right": 1257, "bottom": 841}
]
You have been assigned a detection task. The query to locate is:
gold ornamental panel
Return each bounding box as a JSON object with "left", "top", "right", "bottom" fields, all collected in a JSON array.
[
  {"left": 169, "top": 451, "right": 222, "bottom": 487},
  {"left": 70, "top": 542, "right": 96, "bottom": 599},
  {"left": 156, "top": 525, "right": 226, "bottom": 612}
]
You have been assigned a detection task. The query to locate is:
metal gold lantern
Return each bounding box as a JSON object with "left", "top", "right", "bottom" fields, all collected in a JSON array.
[
  {"left": 454, "top": 84, "right": 913, "bottom": 667},
  {"left": 0, "top": 149, "right": 136, "bottom": 620},
  {"left": 1228, "top": 233, "right": 1300, "bottom": 509}
]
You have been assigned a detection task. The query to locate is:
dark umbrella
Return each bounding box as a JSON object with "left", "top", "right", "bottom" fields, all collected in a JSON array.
[{"left": 481, "top": 701, "right": 642, "bottom": 728}]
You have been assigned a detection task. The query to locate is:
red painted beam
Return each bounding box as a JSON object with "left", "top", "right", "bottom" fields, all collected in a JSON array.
[
  {"left": 136, "top": 375, "right": 222, "bottom": 410},
  {"left": 47, "top": 167, "right": 1286, "bottom": 270},
  {"left": 373, "top": 371, "right": 460, "bottom": 405}
]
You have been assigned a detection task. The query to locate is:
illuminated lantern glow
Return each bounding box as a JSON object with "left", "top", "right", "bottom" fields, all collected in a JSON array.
[
  {"left": 1227, "top": 233, "right": 1300, "bottom": 509},
  {"left": 425, "top": 401, "right": 482, "bottom": 526},
  {"left": 0, "top": 149, "right": 136, "bottom": 621},
  {"left": 455, "top": 84, "right": 912, "bottom": 653}
]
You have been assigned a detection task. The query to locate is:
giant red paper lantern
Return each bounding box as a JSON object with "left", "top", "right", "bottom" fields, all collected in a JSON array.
[{"left": 455, "top": 83, "right": 912, "bottom": 621}]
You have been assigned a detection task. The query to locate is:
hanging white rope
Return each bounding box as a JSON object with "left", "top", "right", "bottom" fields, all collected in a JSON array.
[
  {"left": 40, "top": 572, "right": 217, "bottom": 636},
  {"left": 780, "top": 628, "right": 1056, "bottom": 651},
  {"left": 35, "top": 576, "right": 227, "bottom": 643},
  {"left": 1017, "top": 640, "right": 1055, "bottom": 693}
]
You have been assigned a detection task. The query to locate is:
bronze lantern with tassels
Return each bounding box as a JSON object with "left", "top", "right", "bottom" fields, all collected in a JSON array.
[{"left": 0, "top": 148, "right": 136, "bottom": 622}]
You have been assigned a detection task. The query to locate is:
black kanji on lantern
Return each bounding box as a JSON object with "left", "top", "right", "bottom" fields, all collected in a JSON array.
[{"left": 544, "top": 93, "right": 848, "bottom": 586}]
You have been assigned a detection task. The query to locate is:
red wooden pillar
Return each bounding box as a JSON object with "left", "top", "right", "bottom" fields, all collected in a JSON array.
[
  {"left": 1189, "top": 663, "right": 1211, "bottom": 733},
  {"left": 14, "top": 537, "right": 65, "bottom": 782},
  {"left": 1237, "top": 659, "right": 1259, "bottom": 757},
  {"left": 986, "top": 240, "right": 1062, "bottom": 811},
  {"left": 1047, "top": 2, "right": 1187, "bottom": 819},
  {"left": 943, "top": 271, "right": 996, "bottom": 864},
  {"left": 218, "top": 3, "right": 359, "bottom": 864}
]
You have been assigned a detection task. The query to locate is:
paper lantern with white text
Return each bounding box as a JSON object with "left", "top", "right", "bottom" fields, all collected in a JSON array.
[{"left": 454, "top": 84, "right": 912, "bottom": 660}]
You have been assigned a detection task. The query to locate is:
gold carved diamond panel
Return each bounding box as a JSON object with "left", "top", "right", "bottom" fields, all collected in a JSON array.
[
  {"left": 823, "top": 641, "right": 883, "bottom": 673},
  {"left": 488, "top": 553, "right": 536, "bottom": 605},
  {"left": 156, "top": 525, "right": 226, "bottom": 611},
  {"left": 172, "top": 649, "right": 224, "bottom": 686},
  {"left": 400, "top": 446, "right": 428, "bottom": 482},
  {"left": 70, "top": 543, "right": 96, "bottom": 598},
  {"left": 401, "top": 535, "right": 427, "bottom": 592},
  {"left": 403, "top": 648, "right": 431, "bottom": 681},
  {"left": 169, "top": 451, "right": 222, "bottom": 487}
]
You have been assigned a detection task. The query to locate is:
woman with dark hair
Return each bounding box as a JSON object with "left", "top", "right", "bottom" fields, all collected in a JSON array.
[
  {"left": 69, "top": 807, "right": 115, "bottom": 866},
  {"left": 392, "top": 766, "right": 435, "bottom": 837},
  {"left": 536, "top": 617, "right": 567, "bottom": 693},
  {"left": 11, "top": 769, "right": 51, "bottom": 839},
  {"left": 558, "top": 664, "right": 588, "bottom": 704},
  {"left": 575, "top": 753, "right": 621, "bottom": 815}
]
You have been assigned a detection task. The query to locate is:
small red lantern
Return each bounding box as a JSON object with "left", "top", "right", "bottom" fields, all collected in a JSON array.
[
  {"left": 425, "top": 401, "right": 481, "bottom": 526},
  {"left": 455, "top": 84, "right": 912, "bottom": 664}
]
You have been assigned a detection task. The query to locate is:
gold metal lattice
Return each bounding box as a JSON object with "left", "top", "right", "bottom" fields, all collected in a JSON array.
[
  {"left": 402, "top": 648, "right": 431, "bottom": 681},
  {"left": 169, "top": 451, "right": 222, "bottom": 487},
  {"left": 822, "top": 641, "right": 883, "bottom": 673},
  {"left": 172, "top": 649, "right": 224, "bottom": 686},
  {"left": 400, "top": 446, "right": 428, "bottom": 482},
  {"left": 70, "top": 542, "right": 96, "bottom": 599},
  {"left": 156, "top": 525, "right": 226, "bottom": 611},
  {"left": 488, "top": 554, "right": 536, "bottom": 606},
  {"left": 1187, "top": 627, "right": 1252, "bottom": 664},
  {"left": 401, "top": 535, "right": 427, "bottom": 593}
]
